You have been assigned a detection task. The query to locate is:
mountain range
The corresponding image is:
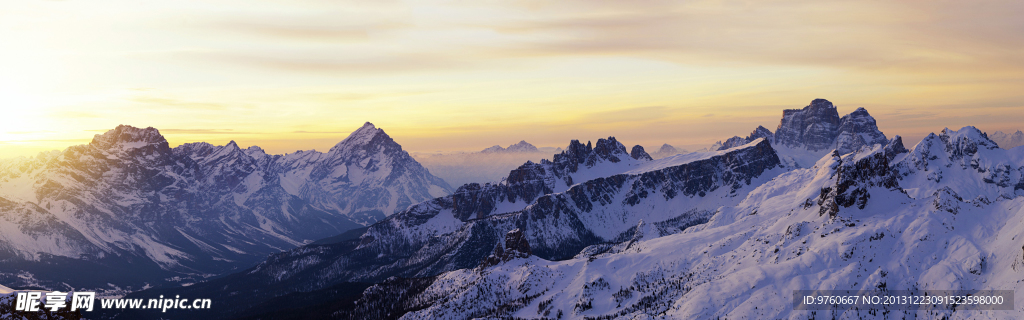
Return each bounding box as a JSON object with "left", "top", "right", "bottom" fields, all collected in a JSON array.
[
  {"left": 381, "top": 124, "right": 1024, "bottom": 319},
  {"left": 6, "top": 98, "right": 1024, "bottom": 319},
  {"left": 990, "top": 130, "right": 1024, "bottom": 149},
  {"left": 480, "top": 141, "right": 541, "bottom": 153},
  {"left": 107, "top": 98, "right": 1024, "bottom": 320},
  {"left": 0, "top": 122, "right": 451, "bottom": 291}
]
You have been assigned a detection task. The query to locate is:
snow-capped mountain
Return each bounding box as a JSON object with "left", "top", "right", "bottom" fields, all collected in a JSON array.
[
  {"left": 990, "top": 130, "right": 1024, "bottom": 149},
  {"left": 413, "top": 140, "right": 560, "bottom": 188},
  {"left": 120, "top": 136, "right": 786, "bottom": 319},
  {"left": 238, "top": 128, "right": 1024, "bottom": 320},
  {"left": 481, "top": 140, "right": 540, "bottom": 153},
  {"left": 650, "top": 143, "right": 686, "bottom": 159},
  {"left": 710, "top": 99, "right": 888, "bottom": 169},
  {"left": 0, "top": 122, "right": 451, "bottom": 290},
  {"left": 282, "top": 136, "right": 662, "bottom": 274},
  {"left": 371, "top": 125, "right": 1024, "bottom": 320},
  {"left": 629, "top": 145, "right": 653, "bottom": 161},
  {"left": 103, "top": 99, "right": 1024, "bottom": 320}
]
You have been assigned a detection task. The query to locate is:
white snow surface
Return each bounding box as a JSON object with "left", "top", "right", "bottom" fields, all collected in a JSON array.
[
  {"left": 0, "top": 123, "right": 452, "bottom": 288},
  {"left": 395, "top": 127, "right": 1024, "bottom": 320}
]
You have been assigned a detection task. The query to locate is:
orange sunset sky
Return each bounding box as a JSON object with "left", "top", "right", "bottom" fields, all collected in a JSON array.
[{"left": 2, "top": 0, "right": 1023, "bottom": 158}]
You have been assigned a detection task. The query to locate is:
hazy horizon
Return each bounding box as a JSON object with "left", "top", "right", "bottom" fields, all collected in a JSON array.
[{"left": 0, "top": 114, "right": 1020, "bottom": 161}]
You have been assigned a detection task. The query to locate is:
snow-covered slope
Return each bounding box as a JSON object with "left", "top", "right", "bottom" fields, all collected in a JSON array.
[
  {"left": 775, "top": 98, "right": 843, "bottom": 151},
  {"left": 129, "top": 137, "right": 785, "bottom": 320},
  {"left": 273, "top": 136, "right": 669, "bottom": 280},
  {"left": 381, "top": 126, "right": 1024, "bottom": 319},
  {"left": 0, "top": 122, "right": 451, "bottom": 290},
  {"left": 101, "top": 101, "right": 1024, "bottom": 320}
]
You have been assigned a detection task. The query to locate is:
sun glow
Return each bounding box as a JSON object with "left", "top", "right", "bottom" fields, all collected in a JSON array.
[
  {"left": 0, "top": 0, "right": 1021, "bottom": 159},
  {"left": 0, "top": 88, "right": 48, "bottom": 142}
]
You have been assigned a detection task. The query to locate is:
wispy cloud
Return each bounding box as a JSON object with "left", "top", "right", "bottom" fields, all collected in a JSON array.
[
  {"left": 0, "top": 139, "right": 91, "bottom": 144},
  {"left": 4, "top": 131, "right": 55, "bottom": 134},
  {"left": 453, "top": 1, "right": 1024, "bottom": 78},
  {"left": 576, "top": 106, "right": 671, "bottom": 125},
  {"left": 160, "top": 129, "right": 254, "bottom": 135},
  {"left": 171, "top": 50, "right": 484, "bottom": 75},
  {"left": 128, "top": 96, "right": 230, "bottom": 110},
  {"left": 214, "top": 19, "right": 409, "bottom": 42}
]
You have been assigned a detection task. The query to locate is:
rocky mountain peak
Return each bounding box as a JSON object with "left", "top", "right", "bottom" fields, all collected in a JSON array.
[
  {"left": 481, "top": 145, "right": 505, "bottom": 153},
  {"left": 718, "top": 136, "right": 750, "bottom": 150},
  {"left": 774, "top": 99, "right": 842, "bottom": 151},
  {"left": 835, "top": 107, "right": 887, "bottom": 154},
  {"left": 505, "top": 140, "right": 538, "bottom": 153},
  {"left": 591, "top": 137, "right": 628, "bottom": 164},
  {"left": 630, "top": 145, "right": 653, "bottom": 161},
  {"left": 326, "top": 122, "right": 409, "bottom": 164},
  {"left": 714, "top": 126, "right": 776, "bottom": 151},
  {"left": 809, "top": 98, "right": 837, "bottom": 109},
  {"left": 559, "top": 139, "right": 593, "bottom": 166},
  {"left": 884, "top": 135, "right": 908, "bottom": 159},
  {"left": 480, "top": 140, "right": 539, "bottom": 153},
  {"left": 747, "top": 126, "right": 774, "bottom": 142},
  {"left": 658, "top": 144, "right": 677, "bottom": 154},
  {"left": 651, "top": 144, "right": 684, "bottom": 159},
  {"left": 332, "top": 122, "right": 383, "bottom": 150},
  {"left": 939, "top": 126, "right": 1000, "bottom": 155},
  {"left": 245, "top": 145, "right": 267, "bottom": 157},
  {"left": 479, "top": 228, "right": 532, "bottom": 268},
  {"left": 89, "top": 125, "right": 170, "bottom": 152}
]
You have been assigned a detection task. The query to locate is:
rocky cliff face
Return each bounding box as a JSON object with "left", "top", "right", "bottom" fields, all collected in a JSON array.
[
  {"left": 834, "top": 107, "right": 889, "bottom": 154},
  {"left": 774, "top": 98, "right": 842, "bottom": 151},
  {"left": 716, "top": 125, "right": 777, "bottom": 151},
  {"left": 629, "top": 145, "right": 653, "bottom": 161},
  {"left": 713, "top": 99, "right": 889, "bottom": 168},
  {"left": 748, "top": 125, "right": 775, "bottom": 142},
  {"left": 772, "top": 100, "right": 887, "bottom": 155},
  {"left": 718, "top": 136, "right": 750, "bottom": 150},
  {"left": 816, "top": 137, "right": 906, "bottom": 218},
  {"left": 479, "top": 228, "right": 532, "bottom": 268}
]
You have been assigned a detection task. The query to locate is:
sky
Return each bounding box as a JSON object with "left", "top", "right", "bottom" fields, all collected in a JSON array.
[{"left": 1, "top": 0, "right": 1023, "bottom": 158}]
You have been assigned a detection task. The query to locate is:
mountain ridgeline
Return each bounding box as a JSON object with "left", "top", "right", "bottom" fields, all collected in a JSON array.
[
  {"left": 0, "top": 122, "right": 451, "bottom": 290},
  {"left": 990, "top": 130, "right": 1024, "bottom": 149},
  {"left": 118, "top": 128, "right": 790, "bottom": 319},
  {"left": 480, "top": 140, "right": 541, "bottom": 153},
  {"left": 118, "top": 98, "right": 1024, "bottom": 320},
  {"left": 11, "top": 98, "right": 1024, "bottom": 319}
]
